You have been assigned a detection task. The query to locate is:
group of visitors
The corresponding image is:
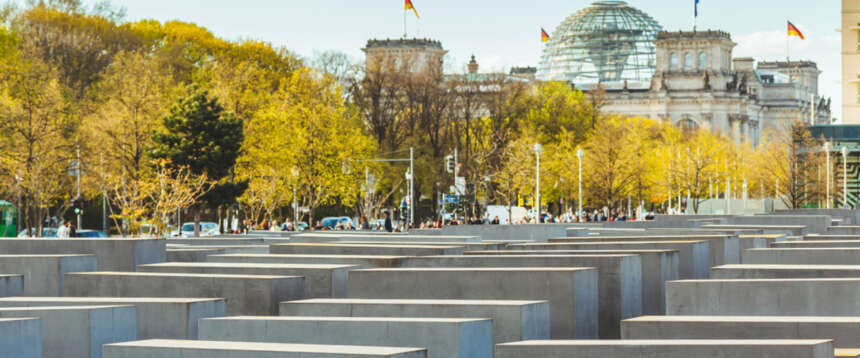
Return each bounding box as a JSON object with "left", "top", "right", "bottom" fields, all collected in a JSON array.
[{"left": 55, "top": 220, "right": 76, "bottom": 238}]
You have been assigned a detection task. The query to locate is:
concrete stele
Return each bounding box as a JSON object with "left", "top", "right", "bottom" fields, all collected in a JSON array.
[
  {"left": 198, "top": 315, "right": 492, "bottom": 358},
  {"left": 347, "top": 267, "right": 599, "bottom": 339},
  {"left": 280, "top": 298, "right": 550, "bottom": 344},
  {"left": 102, "top": 339, "right": 427, "bottom": 358}
]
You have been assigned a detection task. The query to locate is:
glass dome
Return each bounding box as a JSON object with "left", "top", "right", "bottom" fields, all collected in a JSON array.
[{"left": 538, "top": 1, "right": 663, "bottom": 85}]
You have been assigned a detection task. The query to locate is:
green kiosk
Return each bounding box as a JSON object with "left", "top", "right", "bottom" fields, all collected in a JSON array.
[{"left": 0, "top": 201, "right": 17, "bottom": 237}]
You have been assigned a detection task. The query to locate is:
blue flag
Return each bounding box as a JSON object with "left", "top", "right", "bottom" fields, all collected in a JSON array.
[{"left": 695, "top": 0, "right": 699, "bottom": 17}]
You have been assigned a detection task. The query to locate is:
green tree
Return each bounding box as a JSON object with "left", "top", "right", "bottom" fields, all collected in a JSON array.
[{"left": 151, "top": 85, "right": 246, "bottom": 235}]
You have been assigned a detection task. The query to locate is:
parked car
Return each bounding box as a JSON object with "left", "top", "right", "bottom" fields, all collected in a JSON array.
[
  {"left": 17, "top": 227, "right": 57, "bottom": 238},
  {"left": 179, "top": 222, "right": 219, "bottom": 237},
  {"left": 75, "top": 230, "right": 107, "bottom": 238},
  {"left": 295, "top": 221, "right": 309, "bottom": 231},
  {"left": 320, "top": 216, "right": 355, "bottom": 230}
]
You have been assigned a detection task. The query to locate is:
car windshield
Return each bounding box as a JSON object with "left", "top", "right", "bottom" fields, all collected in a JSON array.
[
  {"left": 181, "top": 224, "right": 195, "bottom": 232},
  {"left": 201, "top": 223, "right": 218, "bottom": 230},
  {"left": 321, "top": 218, "right": 337, "bottom": 227}
]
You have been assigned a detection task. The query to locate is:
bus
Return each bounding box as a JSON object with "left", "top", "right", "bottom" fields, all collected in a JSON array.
[{"left": 0, "top": 201, "right": 16, "bottom": 238}]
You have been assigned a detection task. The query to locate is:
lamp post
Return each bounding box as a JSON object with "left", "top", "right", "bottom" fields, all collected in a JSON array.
[
  {"left": 825, "top": 142, "right": 831, "bottom": 209},
  {"left": 843, "top": 146, "right": 849, "bottom": 209},
  {"left": 576, "top": 149, "right": 584, "bottom": 220},
  {"left": 291, "top": 167, "right": 299, "bottom": 227},
  {"left": 533, "top": 144, "right": 543, "bottom": 218}
]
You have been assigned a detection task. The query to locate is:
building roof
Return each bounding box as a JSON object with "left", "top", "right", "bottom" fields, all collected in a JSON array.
[
  {"left": 538, "top": 0, "right": 663, "bottom": 84},
  {"left": 656, "top": 30, "right": 732, "bottom": 41},
  {"left": 363, "top": 38, "right": 444, "bottom": 51}
]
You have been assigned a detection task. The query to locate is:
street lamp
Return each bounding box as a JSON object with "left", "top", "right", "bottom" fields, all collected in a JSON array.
[
  {"left": 533, "top": 143, "right": 543, "bottom": 218},
  {"left": 825, "top": 142, "right": 831, "bottom": 209},
  {"left": 843, "top": 146, "right": 849, "bottom": 209},
  {"left": 576, "top": 149, "right": 584, "bottom": 219}
]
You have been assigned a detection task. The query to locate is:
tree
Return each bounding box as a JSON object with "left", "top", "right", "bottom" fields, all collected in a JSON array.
[
  {"left": 0, "top": 53, "right": 71, "bottom": 236},
  {"left": 494, "top": 133, "right": 539, "bottom": 222},
  {"left": 151, "top": 86, "right": 246, "bottom": 235},
  {"left": 109, "top": 159, "right": 208, "bottom": 236},
  {"left": 752, "top": 120, "right": 824, "bottom": 209},
  {"left": 673, "top": 128, "right": 728, "bottom": 213},
  {"left": 527, "top": 81, "right": 590, "bottom": 145},
  {"left": 85, "top": 51, "right": 178, "bottom": 182},
  {"left": 582, "top": 116, "right": 636, "bottom": 211}
]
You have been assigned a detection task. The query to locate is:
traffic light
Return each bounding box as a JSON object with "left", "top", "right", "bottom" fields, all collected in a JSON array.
[
  {"left": 445, "top": 155, "right": 455, "bottom": 173},
  {"left": 72, "top": 196, "right": 86, "bottom": 215}
]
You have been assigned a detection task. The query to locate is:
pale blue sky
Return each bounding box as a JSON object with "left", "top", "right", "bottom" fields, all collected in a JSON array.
[{"left": 73, "top": 0, "right": 843, "bottom": 119}]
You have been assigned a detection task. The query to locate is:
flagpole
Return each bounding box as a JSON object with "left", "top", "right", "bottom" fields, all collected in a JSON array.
[
  {"left": 692, "top": 0, "right": 697, "bottom": 32},
  {"left": 403, "top": 8, "right": 407, "bottom": 38},
  {"left": 786, "top": 21, "right": 790, "bottom": 62}
]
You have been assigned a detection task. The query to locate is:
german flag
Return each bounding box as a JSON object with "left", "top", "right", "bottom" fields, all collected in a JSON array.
[
  {"left": 541, "top": 28, "right": 550, "bottom": 43},
  {"left": 405, "top": 0, "right": 419, "bottom": 19},
  {"left": 787, "top": 21, "right": 805, "bottom": 40}
]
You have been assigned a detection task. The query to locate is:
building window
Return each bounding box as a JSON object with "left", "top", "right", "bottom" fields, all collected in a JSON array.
[
  {"left": 679, "top": 118, "right": 698, "bottom": 132},
  {"left": 857, "top": 82, "right": 860, "bottom": 104},
  {"left": 698, "top": 52, "right": 707, "bottom": 69},
  {"left": 669, "top": 53, "right": 678, "bottom": 69},
  {"left": 684, "top": 53, "right": 693, "bottom": 69}
]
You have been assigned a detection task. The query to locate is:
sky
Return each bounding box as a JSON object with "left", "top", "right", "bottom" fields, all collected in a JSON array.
[{"left": 70, "top": 0, "right": 843, "bottom": 120}]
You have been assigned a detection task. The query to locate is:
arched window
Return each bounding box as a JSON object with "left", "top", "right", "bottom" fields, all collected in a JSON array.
[
  {"left": 669, "top": 53, "right": 678, "bottom": 69},
  {"left": 679, "top": 118, "right": 698, "bottom": 132},
  {"left": 684, "top": 52, "right": 693, "bottom": 69},
  {"left": 698, "top": 52, "right": 707, "bottom": 69}
]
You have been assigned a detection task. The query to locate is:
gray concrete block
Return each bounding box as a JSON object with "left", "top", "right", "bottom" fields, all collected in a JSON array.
[
  {"left": 166, "top": 248, "right": 226, "bottom": 262},
  {"left": 207, "top": 254, "right": 407, "bottom": 268},
  {"left": 773, "top": 209, "right": 860, "bottom": 225},
  {"left": 166, "top": 238, "right": 265, "bottom": 246},
  {"left": 63, "top": 271, "right": 304, "bottom": 315},
  {"left": 667, "top": 278, "right": 860, "bottom": 316},
  {"left": 621, "top": 315, "right": 860, "bottom": 348},
  {"left": 712, "top": 264, "right": 860, "bottom": 279},
  {"left": 138, "top": 262, "right": 355, "bottom": 298},
  {"left": 837, "top": 348, "right": 860, "bottom": 357},
  {"left": 290, "top": 233, "right": 479, "bottom": 243},
  {"left": 0, "top": 254, "right": 97, "bottom": 296},
  {"left": 166, "top": 244, "right": 269, "bottom": 254},
  {"left": 347, "top": 267, "right": 598, "bottom": 339},
  {"left": 0, "top": 318, "right": 41, "bottom": 358},
  {"left": 508, "top": 240, "right": 709, "bottom": 279},
  {"left": 336, "top": 241, "right": 506, "bottom": 251},
  {"left": 0, "top": 305, "right": 136, "bottom": 358},
  {"left": 743, "top": 248, "right": 860, "bottom": 265},
  {"left": 399, "top": 254, "right": 641, "bottom": 339},
  {"left": 737, "top": 234, "right": 787, "bottom": 251},
  {"left": 0, "top": 275, "right": 23, "bottom": 297},
  {"left": 270, "top": 243, "right": 465, "bottom": 256},
  {"left": 549, "top": 235, "right": 739, "bottom": 268},
  {"left": 463, "top": 249, "right": 679, "bottom": 315},
  {"left": 803, "top": 235, "right": 860, "bottom": 241},
  {"left": 280, "top": 298, "right": 549, "bottom": 344},
  {"left": 199, "top": 316, "right": 492, "bottom": 358},
  {"left": 0, "top": 297, "right": 226, "bottom": 339},
  {"left": 0, "top": 239, "right": 164, "bottom": 271},
  {"left": 103, "top": 339, "right": 427, "bottom": 358},
  {"left": 703, "top": 223, "right": 809, "bottom": 236},
  {"left": 734, "top": 214, "right": 832, "bottom": 234},
  {"left": 495, "top": 339, "right": 834, "bottom": 358},
  {"left": 770, "top": 240, "right": 860, "bottom": 248},
  {"left": 439, "top": 224, "right": 569, "bottom": 242}
]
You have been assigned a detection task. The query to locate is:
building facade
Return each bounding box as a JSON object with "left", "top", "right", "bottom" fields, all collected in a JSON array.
[
  {"left": 534, "top": 1, "right": 832, "bottom": 144},
  {"left": 597, "top": 31, "right": 830, "bottom": 145},
  {"left": 362, "top": 38, "right": 447, "bottom": 75},
  {"left": 843, "top": 0, "right": 860, "bottom": 123}
]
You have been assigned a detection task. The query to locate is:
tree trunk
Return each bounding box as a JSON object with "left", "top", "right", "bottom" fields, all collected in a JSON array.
[{"left": 193, "top": 208, "right": 201, "bottom": 237}]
